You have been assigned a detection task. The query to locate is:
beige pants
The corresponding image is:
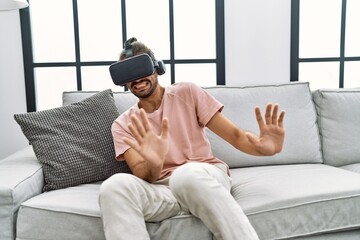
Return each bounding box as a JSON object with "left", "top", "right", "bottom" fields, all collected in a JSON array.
[{"left": 99, "top": 162, "right": 259, "bottom": 240}]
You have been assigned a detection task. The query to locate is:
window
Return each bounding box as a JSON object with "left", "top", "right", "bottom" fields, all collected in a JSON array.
[
  {"left": 291, "top": 0, "right": 360, "bottom": 89},
  {"left": 20, "top": 0, "right": 225, "bottom": 111}
]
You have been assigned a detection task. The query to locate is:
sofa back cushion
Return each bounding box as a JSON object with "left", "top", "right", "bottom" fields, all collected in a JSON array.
[
  {"left": 63, "top": 82, "right": 323, "bottom": 169},
  {"left": 205, "top": 82, "right": 323, "bottom": 168},
  {"left": 312, "top": 88, "right": 360, "bottom": 167},
  {"left": 63, "top": 91, "right": 137, "bottom": 112}
]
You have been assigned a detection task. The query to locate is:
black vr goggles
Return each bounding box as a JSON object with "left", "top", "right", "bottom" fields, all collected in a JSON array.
[{"left": 109, "top": 53, "right": 166, "bottom": 86}]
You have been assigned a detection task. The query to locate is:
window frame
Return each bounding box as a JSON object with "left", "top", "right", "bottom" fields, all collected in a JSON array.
[
  {"left": 290, "top": 0, "right": 360, "bottom": 87},
  {"left": 20, "top": 0, "right": 225, "bottom": 112}
]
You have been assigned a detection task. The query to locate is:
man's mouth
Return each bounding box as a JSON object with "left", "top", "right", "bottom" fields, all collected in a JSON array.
[{"left": 132, "top": 80, "right": 150, "bottom": 91}]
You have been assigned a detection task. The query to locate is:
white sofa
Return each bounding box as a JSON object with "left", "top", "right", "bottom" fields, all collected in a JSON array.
[{"left": 2, "top": 82, "right": 360, "bottom": 240}]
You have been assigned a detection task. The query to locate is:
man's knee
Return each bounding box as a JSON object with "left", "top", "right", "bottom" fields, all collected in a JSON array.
[
  {"left": 99, "top": 173, "right": 138, "bottom": 201},
  {"left": 169, "top": 163, "right": 205, "bottom": 195}
]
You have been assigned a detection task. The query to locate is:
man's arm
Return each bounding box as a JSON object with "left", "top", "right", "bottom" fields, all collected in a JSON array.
[
  {"left": 206, "top": 103, "right": 285, "bottom": 156},
  {"left": 123, "top": 149, "right": 158, "bottom": 182},
  {"left": 122, "top": 109, "right": 169, "bottom": 182}
]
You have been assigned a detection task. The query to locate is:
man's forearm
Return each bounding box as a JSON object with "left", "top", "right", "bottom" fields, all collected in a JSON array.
[
  {"left": 131, "top": 159, "right": 163, "bottom": 183},
  {"left": 123, "top": 147, "right": 164, "bottom": 182}
]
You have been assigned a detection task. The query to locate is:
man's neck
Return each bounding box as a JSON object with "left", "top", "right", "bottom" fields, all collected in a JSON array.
[{"left": 138, "top": 86, "right": 165, "bottom": 113}]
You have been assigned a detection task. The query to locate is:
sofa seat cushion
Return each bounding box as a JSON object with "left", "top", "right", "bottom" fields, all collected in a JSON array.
[
  {"left": 231, "top": 164, "right": 360, "bottom": 239},
  {"left": 16, "top": 182, "right": 212, "bottom": 240},
  {"left": 17, "top": 164, "right": 360, "bottom": 240},
  {"left": 340, "top": 163, "right": 360, "bottom": 174},
  {"left": 16, "top": 182, "right": 105, "bottom": 240}
]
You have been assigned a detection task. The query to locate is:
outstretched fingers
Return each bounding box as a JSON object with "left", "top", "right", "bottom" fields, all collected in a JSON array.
[
  {"left": 256, "top": 103, "right": 285, "bottom": 128},
  {"left": 278, "top": 110, "right": 285, "bottom": 128},
  {"left": 161, "top": 117, "right": 169, "bottom": 139},
  {"left": 127, "top": 109, "right": 151, "bottom": 144},
  {"left": 139, "top": 109, "right": 151, "bottom": 132},
  {"left": 255, "top": 106, "right": 265, "bottom": 129},
  {"left": 270, "top": 103, "right": 285, "bottom": 128},
  {"left": 130, "top": 115, "right": 145, "bottom": 137},
  {"left": 271, "top": 104, "right": 278, "bottom": 124},
  {"left": 123, "top": 137, "right": 140, "bottom": 152},
  {"left": 128, "top": 121, "right": 143, "bottom": 145},
  {"left": 264, "top": 103, "right": 272, "bottom": 125}
]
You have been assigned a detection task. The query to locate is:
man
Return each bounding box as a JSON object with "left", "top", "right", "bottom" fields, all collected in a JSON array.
[{"left": 99, "top": 38, "right": 285, "bottom": 240}]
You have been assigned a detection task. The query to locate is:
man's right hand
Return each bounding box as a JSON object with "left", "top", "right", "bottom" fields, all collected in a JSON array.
[{"left": 123, "top": 109, "right": 169, "bottom": 182}]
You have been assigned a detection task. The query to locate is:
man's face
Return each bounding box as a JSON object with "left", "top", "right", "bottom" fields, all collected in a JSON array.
[{"left": 127, "top": 73, "right": 158, "bottom": 99}]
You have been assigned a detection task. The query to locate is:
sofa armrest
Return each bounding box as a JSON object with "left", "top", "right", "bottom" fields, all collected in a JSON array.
[{"left": 0, "top": 146, "right": 44, "bottom": 240}]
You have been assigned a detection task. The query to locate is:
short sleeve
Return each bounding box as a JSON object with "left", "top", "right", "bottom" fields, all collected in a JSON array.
[
  {"left": 111, "top": 110, "right": 136, "bottom": 160},
  {"left": 187, "top": 83, "right": 224, "bottom": 127}
]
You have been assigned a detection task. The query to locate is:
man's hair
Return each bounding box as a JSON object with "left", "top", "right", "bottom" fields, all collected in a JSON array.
[{"left": 119, "top": 38, "right": 153, "bottom": 61}]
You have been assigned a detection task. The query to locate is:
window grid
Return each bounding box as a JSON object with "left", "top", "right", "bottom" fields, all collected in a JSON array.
[
  {"left": 20, "top": 0, "right": 225, "bottom": 112},
  {"left": 291, "top": 0, "right": 360, "bottom": 88}
]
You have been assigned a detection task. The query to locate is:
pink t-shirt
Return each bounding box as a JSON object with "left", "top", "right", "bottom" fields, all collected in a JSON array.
[{"left": 111, "top": 82, "right": 228, "bottom": 180}]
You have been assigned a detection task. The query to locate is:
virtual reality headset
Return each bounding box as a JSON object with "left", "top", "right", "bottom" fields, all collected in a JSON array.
[{"left": 109, "top": 53, "right": 165, "bottom": 86}]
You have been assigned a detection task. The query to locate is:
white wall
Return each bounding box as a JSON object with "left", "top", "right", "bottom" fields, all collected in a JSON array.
[
  {"left": 0, "top": 10, "right": 28, "bottom": 159},
  {"left": 225, "top": 0, "right": 291, "bottom": 86},
  {"left": 0, "top": 0, "right": 291, "bottom": 158}
]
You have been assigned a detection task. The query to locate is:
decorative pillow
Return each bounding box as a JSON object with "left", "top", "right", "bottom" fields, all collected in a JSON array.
[{"left": 14, "top": 89, "right": 131, "bottom": 191}]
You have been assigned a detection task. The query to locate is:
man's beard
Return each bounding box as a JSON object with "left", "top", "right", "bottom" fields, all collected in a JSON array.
[{"left": 130, "top": 78, "right": 158, "bottom": 99}]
